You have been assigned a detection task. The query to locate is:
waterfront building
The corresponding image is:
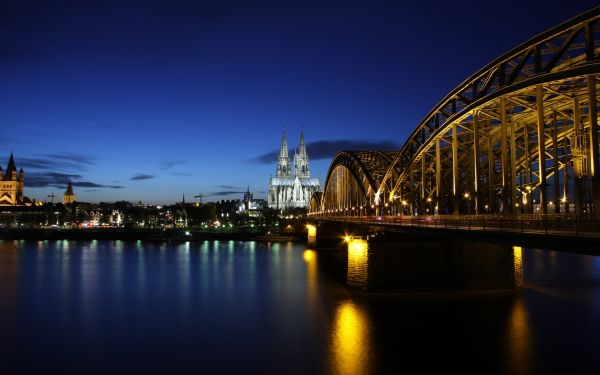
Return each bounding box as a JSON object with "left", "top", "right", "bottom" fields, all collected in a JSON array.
[
  {"left": 238, "top": 186, "right": 267, "bottom": 217},
  {"left": 268, "top": 129, "right": 321, "bottom": 210},
  {"left": 0, "top": 153, "right": 32, "bottom": 206}
]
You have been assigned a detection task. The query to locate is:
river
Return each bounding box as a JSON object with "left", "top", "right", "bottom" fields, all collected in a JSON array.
[{"left": 1, "top": 239, "right": 599, "bottom": 374}]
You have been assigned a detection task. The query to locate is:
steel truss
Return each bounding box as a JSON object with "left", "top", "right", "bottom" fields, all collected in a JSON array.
[{"left": 313, "top": 7, "right": 600, "bottom": 220}]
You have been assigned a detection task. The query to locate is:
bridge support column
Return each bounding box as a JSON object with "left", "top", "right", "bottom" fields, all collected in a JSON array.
[
  {"left": 553, "top": 112, "right": 561, "bottom": 214},
  {"left": 436, "top": 138, "right": 442, "bottom": 214},
  {"left": 341, "top": 233, "right": 523, "bottom": 291},
  {"left": 307, "top": 224, "right": 317, "bottom": 247},
  {"left": 510, "top": 119, "right": 517, "bottom": 216},
  {"left": 574, "top": 97, "right": 585, "bottom": 216},
  {"left": 536, "top": 85, "right": 548, "bottom": 214},
  {"left": 473, "top": 114, "right": 480, "bottom": 215},
  {"left": 452, "top": 123, "right": 459, "bottom": 215},
  {"left": 501, "top": 97, "right": 509, "bottom": 215},
  {"left": 346, "top": 237, "right": 370, "bottom": 290},
  {"left": 488, "top": 133, "right": 494, "bottom": 213},
  {"left": 588, "top": 75, "right": 600, "bottom": 219}
]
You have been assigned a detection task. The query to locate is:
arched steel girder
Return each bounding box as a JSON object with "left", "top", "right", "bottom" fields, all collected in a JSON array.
[
  {"left": 321, "top": 151, "right": 398, "bottom": 211},
  {"left": 379, "top": 6, "right": 600, "bottom": 199},
  {"left": 309, "top": 192, "right": 322, "bottom": 214},
  {"left": 389, "top": 74, "right": 599, "bottom": 200}
]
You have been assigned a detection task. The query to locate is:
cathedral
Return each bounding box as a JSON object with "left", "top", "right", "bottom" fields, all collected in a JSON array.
[
  {"left": 0, "top": 153, "right": 27, "bottom": 206},
  {"left": 268, "top": 129, "right": 321, "bottom": 211}
]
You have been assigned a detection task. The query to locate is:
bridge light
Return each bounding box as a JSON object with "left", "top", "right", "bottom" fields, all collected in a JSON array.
[
  {"left": 427, "top": 198, "right": 432, "bottom": 202},
  {"left": 561, "top": 197, "right": 567, "bottom": 203},
  {"left": 464, "top": 192, "right": 470, "bottom": 199},
  {"left": 344, "top": 235, "right": 351, "bottom": 242},
  {"left": 401, "top": 200, "right": 407, "bottom": 206},
  {"left": 303, "top": 249, "right": 316, "bottom": 263}
]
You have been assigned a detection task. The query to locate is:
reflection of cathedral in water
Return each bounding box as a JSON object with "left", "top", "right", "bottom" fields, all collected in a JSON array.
[{"left": 268, "top": 129, "right": 321, "bottom": 210}]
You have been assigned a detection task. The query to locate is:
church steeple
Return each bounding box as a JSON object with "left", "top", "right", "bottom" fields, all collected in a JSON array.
[
  {"left": 295, "top": 128, "right": 310, "bottom": 178},
  {"left": 298, "top": 127, "right": 307, "bottom": 157},
  {"left": 63, "top": 181, "right": 76, "bottom": 204},
  {"left": 6, "top": 153, "right": 16, "bottom": 173},
  {"left": 276, "top": 128, "right": 291, "bottom": 178}
]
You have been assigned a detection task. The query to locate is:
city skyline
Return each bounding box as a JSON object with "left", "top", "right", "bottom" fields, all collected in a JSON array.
[{"left": 1, "top": 0, "right": 593, "bottom": 204}]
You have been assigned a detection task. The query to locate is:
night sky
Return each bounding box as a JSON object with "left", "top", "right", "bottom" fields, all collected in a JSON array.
[{"left": 1, "top": 0, "right": 595, "bottom": 204}]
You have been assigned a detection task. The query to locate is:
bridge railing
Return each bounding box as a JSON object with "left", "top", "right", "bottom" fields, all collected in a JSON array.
[{"left": 317, "top": 215, "right": 600, "bottom": 238}]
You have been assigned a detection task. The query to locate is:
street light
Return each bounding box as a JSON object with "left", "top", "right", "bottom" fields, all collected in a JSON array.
[{"left": 464, "top": 192, "right": 471, "bottom": 215}]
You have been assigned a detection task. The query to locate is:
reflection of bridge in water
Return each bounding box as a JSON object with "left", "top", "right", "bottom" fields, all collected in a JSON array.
[{"left": 306, "top": 8, "right": 600, "bottom": 291}]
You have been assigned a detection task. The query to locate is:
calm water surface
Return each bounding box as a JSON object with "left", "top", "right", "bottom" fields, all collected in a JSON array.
[{"left": 1, "top": 239, "right": 600, "bottom": 374}]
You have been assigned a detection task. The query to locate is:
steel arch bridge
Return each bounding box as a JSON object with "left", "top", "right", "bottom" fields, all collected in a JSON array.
[{"left": 312, "top": 7, "right": 600, "bottom": 221}]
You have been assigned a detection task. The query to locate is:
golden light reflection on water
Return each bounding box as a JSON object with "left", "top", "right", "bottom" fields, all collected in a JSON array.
[
  {"left": 331, "top": 301, "right": 372, "bottom": 375},
  {"left": 303, "top": 249, "right": 316, "bottom": 263},
  {"left": 512, "top": 246, "right": 524, "bottom": 287},
  {"left": 304, "top": 250, "right": 317, "bottom": 304},
  {"left": 506, "top": 294, "right": 532, "bottom": 374}
]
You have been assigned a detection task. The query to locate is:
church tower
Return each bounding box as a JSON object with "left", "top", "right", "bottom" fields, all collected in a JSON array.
[
  {"left": 276, "top": 128, "right": 291, "bottom": 178},
  {"left": 294, "top": 128, "right": 310, "bottom": 178},
  {"left": 63, "top": 181, "right": 76, "bottom": 204},
  {"left": 0, "top": 153, "right": 24, "bottom": 206}
]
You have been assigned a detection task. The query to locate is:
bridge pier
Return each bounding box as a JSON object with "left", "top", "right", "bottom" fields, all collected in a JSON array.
[
  {"left": 350, "top": 237, "right": 523, "bottom": 291},
  {"left": 309, "top": 224, "right": 523, "bottom": 291}
]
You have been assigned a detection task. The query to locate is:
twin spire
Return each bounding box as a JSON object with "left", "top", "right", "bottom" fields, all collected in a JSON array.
[{"left": 276, "top": 128, "right": 310, "bottom": 178}]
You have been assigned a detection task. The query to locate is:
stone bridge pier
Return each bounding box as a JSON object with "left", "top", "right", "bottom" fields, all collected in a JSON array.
[{"left": 307, "top": 222, "right": 523, "bottom": 291}]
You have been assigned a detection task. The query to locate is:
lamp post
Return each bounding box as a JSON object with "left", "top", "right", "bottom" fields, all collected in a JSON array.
[{"left": 464, "top": 192, "right": 471, "bottom": 215}]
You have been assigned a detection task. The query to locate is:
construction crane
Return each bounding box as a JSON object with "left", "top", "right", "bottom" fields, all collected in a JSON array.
[{"left": 194, "top": 194, "right": 204, "bottom": 204}]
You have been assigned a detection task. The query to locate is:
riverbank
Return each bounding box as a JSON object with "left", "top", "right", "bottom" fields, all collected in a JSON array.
[{"left": 0, "top": 228, "right": 307, "bottom": 242}]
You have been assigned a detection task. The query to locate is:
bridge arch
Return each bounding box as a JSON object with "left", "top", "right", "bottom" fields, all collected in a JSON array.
[
  {"left": 354, "top": 7, "right": 600, "bottom": 218},
  {"left": 315, "top": 151, "right": 399, "bottom": 216}
]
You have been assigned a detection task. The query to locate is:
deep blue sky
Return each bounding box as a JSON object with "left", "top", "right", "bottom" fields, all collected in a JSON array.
[{"left": 1, "top": 0, "right": 595, "bottom": 204}]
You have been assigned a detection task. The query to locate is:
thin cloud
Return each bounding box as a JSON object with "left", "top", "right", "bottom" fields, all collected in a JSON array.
[
  {"left": 73, "top": 181, "right": 123, "bottom": 189},
  {"left": 207, "top": 191, "right": 245, "bottom": 196},
  {"left": 130, "top": 174, "right": 155, "bottom": 181},
  {"left": 172, "top": 172, "right": 193, "bottom": 176},
  {"left": 46, "top": 152, "right": 94, "bottom": 165},
  {"left": 17, "top": 153, "right": 95, "bottom": 172},
  {"left": 249, "top": 139, "right": 401, "bottom": 164},
  {"left": 27, "top": 172, "right": 123, "bottom": 189},
  {"left": 214, "top": 184, "right": 239, "bottom": 189},
  {"left": 160, "top": 160, "right": 186, "bottom": 170}
]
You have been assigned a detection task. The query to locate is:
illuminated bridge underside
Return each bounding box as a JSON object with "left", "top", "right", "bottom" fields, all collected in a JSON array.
[
  {"left": 320, "top": 151, "right": 399, "bottom": 215},
  {"left": 316, "top": 8, "right": 600, "bottom": 218}
]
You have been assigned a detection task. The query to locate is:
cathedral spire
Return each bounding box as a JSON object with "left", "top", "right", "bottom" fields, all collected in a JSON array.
[
  {"left": 295, "top": 128, "right": 310, "bottom": 178},
  {"left": 279, "top": 127, "right": 288, "bottom": 159},
  {"left": 276, "top": 128, "right": 291, "bottom": 178},
  {"left": 298, "top": 127, "right": 307, "bottom": 157}
]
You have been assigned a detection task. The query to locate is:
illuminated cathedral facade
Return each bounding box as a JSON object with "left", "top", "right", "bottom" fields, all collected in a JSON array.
[{"left": 268, "top": 129, "right": 321, "bottom": 210}]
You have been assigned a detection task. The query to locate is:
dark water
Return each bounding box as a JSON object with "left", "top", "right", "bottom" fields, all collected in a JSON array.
[{"left": 1, "top": 240, "right": 600, "bottom": 374}]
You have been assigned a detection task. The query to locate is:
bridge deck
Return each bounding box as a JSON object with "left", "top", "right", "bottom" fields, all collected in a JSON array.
[{"left": 312, "top": 215, "right": 600, "bottom": 254}]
